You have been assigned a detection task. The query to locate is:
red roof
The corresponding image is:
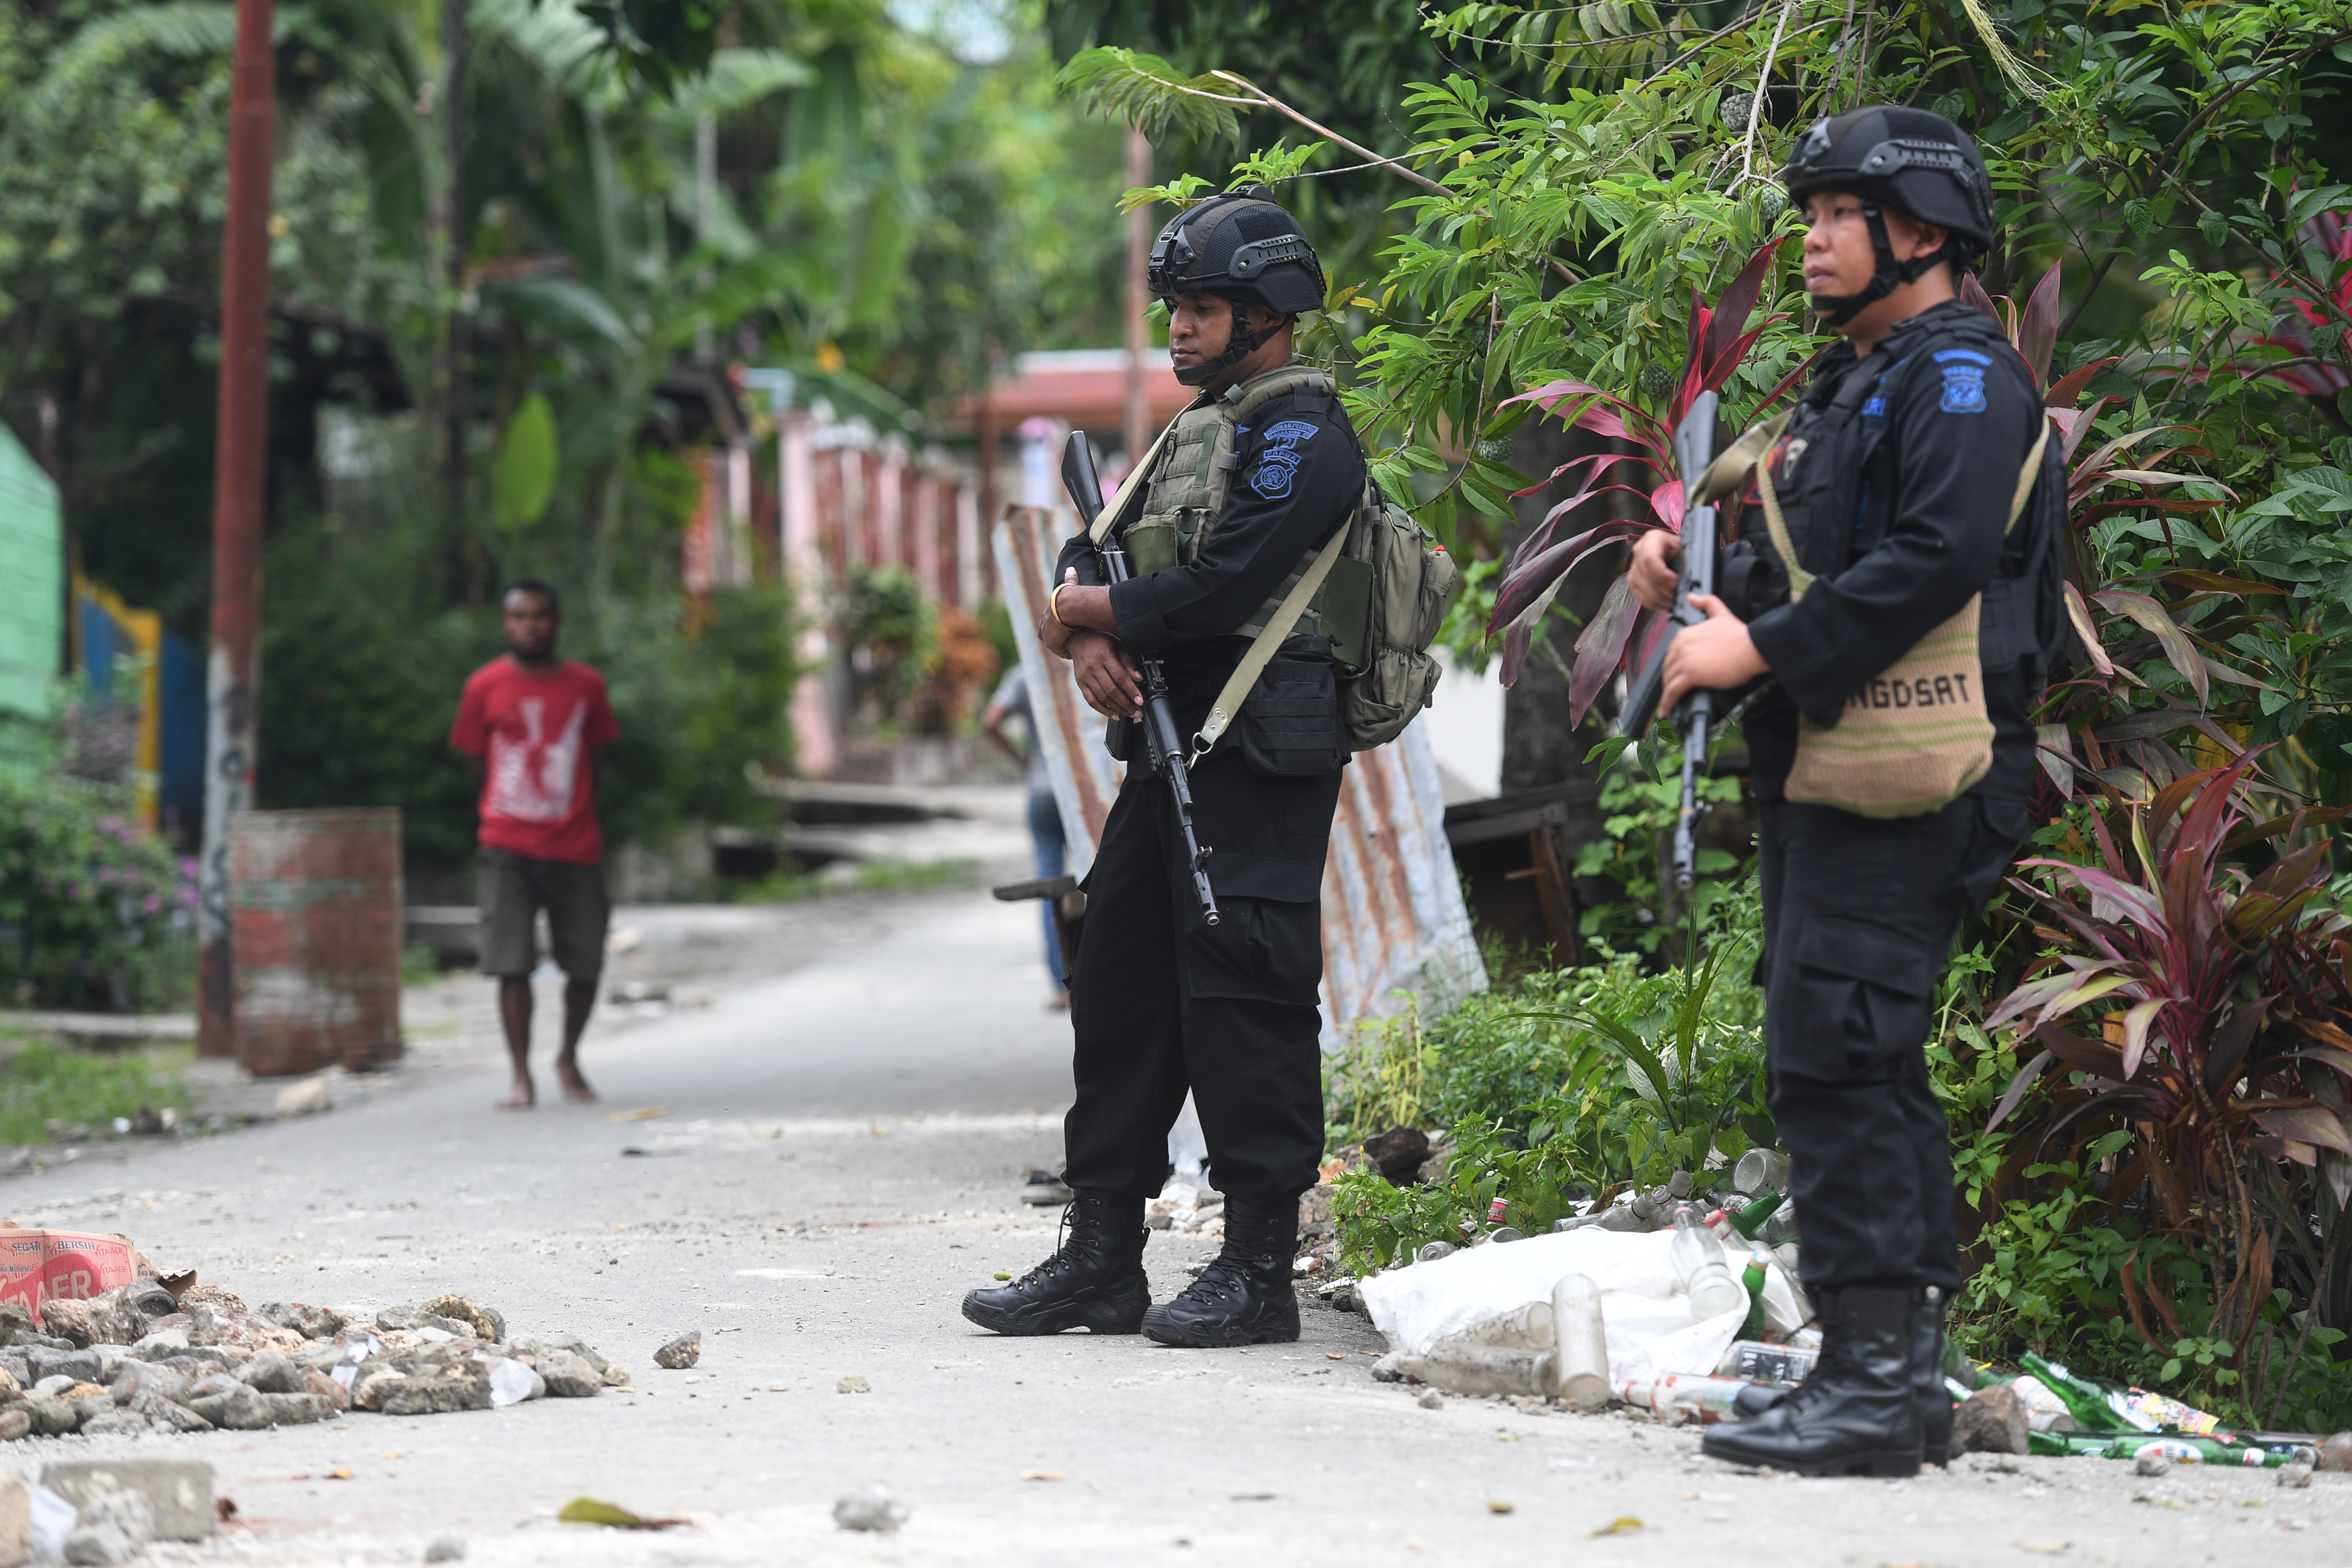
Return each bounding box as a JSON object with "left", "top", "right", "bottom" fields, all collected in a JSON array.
[{"left": 955, "top": 350, "right": 1191, "bottom": 433}]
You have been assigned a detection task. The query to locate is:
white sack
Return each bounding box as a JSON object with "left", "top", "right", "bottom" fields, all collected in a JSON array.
[{"left": 1355, "top": 1227, "right": 1805, "bottom": 1388}]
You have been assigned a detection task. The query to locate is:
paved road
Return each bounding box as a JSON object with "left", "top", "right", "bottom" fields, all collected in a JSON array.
[{"left": 3, "top": 848, "right": 2346, "bottom": 1564}]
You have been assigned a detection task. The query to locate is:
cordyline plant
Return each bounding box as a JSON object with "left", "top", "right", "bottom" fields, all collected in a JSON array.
[
  {"left": 1983, "top": 752, "right": 2351, "bottom": 1357},
  {"left": 1479, "top": 238, "right": 1796, "bottom": 705}
]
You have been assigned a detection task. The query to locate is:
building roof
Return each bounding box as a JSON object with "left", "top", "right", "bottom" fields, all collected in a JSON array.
[{"left": 954, "top": 349, "right": 1191, "bottom": 434}]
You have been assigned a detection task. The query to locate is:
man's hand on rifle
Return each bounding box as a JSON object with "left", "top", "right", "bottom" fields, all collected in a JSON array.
[
  {"left": 1661, "top": 594, "right": 1767, "bottom": 710},
  {"left": 1038, "top": 566, "right": 1118, "bottom": 658},
  {"left": 1629, "top": 529, "right": 1681, "bottom": 614},
  {"left": 1070, "top": 633, "right": 1143, "bottom": 721}
]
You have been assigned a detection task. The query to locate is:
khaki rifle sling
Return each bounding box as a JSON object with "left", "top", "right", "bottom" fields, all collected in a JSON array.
[{"left": 1190, "top": 517, "right": 1353, "bottom": 765}]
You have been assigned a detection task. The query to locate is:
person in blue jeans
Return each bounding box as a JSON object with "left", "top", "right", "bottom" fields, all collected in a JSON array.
[{"left": 982, "top": 662, "right": 1068, "bottom": 1008}]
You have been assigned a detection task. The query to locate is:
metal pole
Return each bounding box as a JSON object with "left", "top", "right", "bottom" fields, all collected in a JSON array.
[
  {"left": 1123, "top": 129, "right": 1151, "bottom": 468},
  {"left": 196, "top": 0, "right": 276, "bottom": 1058}
]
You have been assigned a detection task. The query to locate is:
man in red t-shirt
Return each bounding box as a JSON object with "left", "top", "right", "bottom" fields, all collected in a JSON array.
[{"left": 449, "top": 580, "right": 620, "bottom": 1109}]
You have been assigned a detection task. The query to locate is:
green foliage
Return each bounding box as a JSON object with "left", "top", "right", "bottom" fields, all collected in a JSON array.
[
  {"left": 723, "top": 855, "right": 979, "bottom": 901},
  {"left": 491, "top": 393, "right": 560, "bottom": 534},
  {"left": 0, "top": 1036, "right": 191, "bottom": 1147},
  {"left": 0, "top": 770, "right": 195, "bottom": 1012}
]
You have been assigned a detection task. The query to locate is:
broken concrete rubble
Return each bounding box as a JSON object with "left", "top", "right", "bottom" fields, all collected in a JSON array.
[{"left": 0, "top": 1283, "right": 627, "bottom": 1442}]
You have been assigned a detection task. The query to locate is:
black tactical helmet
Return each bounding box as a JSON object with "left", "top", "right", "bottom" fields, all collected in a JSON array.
[
  {"left": 1780, "top": 106, "right": 1997, "bottom": 325},
  {"left": 1147, "top": 183, "right": 1327, "bottom": 315}
]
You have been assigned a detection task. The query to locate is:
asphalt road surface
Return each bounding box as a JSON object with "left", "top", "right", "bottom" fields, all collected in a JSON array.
[{"left": 3, "top": 810, "right": 2346, "bottom": 1564}]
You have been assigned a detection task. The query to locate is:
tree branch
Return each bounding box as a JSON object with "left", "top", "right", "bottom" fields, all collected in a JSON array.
[{"left": 1206, "top": 70, "right": 1449, "bottom": 194}]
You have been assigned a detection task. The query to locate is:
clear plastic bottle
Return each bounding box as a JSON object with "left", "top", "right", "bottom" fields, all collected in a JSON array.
[{"left": 1669, "top": 1208, "right": 1749, "bottom": 1319}]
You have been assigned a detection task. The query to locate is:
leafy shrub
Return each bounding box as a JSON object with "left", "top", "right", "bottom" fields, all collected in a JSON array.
[
  {"left": 0, "top": 772, "right": 195, "bottom": 1012},
  {"left": 0, "top": 1036, "right": 191, "bottom": 1146}
]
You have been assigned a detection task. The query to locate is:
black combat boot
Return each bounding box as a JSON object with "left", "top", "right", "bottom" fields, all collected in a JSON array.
[
  {"left": 1703, "top": 1285, "right": 1920, "bottom": 1477},
  {"left": 1915, "top": 1284, "right": 1954, "bottom": 1466},
  {"left": 1141, "top": 1197, "right": 1300, "bottom": 1348},
  {"left": 961, "top": 1191, "right": 1150, "bottom": 1336}
]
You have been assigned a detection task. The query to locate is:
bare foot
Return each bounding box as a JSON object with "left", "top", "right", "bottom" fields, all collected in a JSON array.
[
  {"left": 556, "top": 1059, "right": 597, "bottom": 1103},
  {"left": 496, "top": 1077, "right": 536, "bottom": 1111}
]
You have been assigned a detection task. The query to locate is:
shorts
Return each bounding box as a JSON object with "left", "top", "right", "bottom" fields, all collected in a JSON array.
[{"left": 477, "top": 849, "right": 610, "bottom": 980}]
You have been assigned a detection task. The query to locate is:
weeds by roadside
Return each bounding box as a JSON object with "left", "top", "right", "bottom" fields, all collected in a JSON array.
[
  {"left": 0, "top": 1032, "right": 192, "bottom": 1147},
  {"left": 721, "top": 857, "right": 983, "bottom": 903}
]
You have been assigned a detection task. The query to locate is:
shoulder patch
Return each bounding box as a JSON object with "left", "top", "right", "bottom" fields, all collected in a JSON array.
[
  {"left": 1932, "top": 348, "right": 1994, "bottom": 367},
  {"left": 1937, "top": 362, "right": 1987, "bottom": 414},
  {"left": 1251, "top": 419, "right": 1318, "bottom": 499}
]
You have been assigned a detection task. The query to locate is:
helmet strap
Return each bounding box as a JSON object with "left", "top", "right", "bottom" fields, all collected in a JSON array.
[
  {"left": 1809, "top": 206, "right": 1953, "bottom": 327},
  {"left": 1171, "top": 305, "right": 1288, "bottom": 386}
]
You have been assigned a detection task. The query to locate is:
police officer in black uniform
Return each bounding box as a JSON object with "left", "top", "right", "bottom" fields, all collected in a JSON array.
[
  {"left": 961, "top": 188, "right": 1361, "bottom": 1348},
  {"left": 1629, "top": 108, "right": 2063, "bottom": 1475}
]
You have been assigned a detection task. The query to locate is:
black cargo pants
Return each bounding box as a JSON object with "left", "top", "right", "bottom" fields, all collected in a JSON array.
[
  {"left": 1755, "top": 791, "right": 2029, "bottom": 1295},
  {"left": 1061, "top": 740, "right": 1343, "bottom": 1211}
]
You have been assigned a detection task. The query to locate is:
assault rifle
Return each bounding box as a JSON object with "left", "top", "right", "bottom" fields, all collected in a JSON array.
[
  {"left": 1618, "top": 390, "right": 1722, "bottom": 892},
  {"left": 1060, "top": 432, "right": 1221, "bottom": 927}
]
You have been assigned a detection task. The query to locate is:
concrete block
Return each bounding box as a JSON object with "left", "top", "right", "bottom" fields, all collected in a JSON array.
[
  {"left": 38, "top": 1462, "right": 213, "bottom": 1543},
  {"left": 0, "top": 1475, "right": 30, "bottom": 1567}
]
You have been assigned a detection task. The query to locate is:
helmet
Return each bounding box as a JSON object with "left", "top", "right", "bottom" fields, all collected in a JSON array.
[
  {"left": 1779, "top": 106, "right": 1996, "bottom": 325},
  {"left": 1147, "top": 184, "right": 1325, "bottom": 385}
]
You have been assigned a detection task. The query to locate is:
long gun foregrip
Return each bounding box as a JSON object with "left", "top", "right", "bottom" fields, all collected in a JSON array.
[
  {"left": 1667, "top": 393, "right": 1721, "bottom": 893},
  {"left": 1061, "top": 433, "right": 1221, "bottom": 927}
]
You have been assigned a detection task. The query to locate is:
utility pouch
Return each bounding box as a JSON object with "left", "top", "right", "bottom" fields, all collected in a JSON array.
[
  {"left": 1238, "top": 641, "right": 1351, "bottom": 777},
  {"left": 1758, "top": 420, "right": 2050, "bottom": 818}
]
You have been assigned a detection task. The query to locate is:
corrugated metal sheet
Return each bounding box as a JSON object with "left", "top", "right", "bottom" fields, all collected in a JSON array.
[
  {"left": 228, "top": 808, "right": 405, "bottom": 1076},
  {"left": 993, "top": 507, "right": 1485, "bottom": 1038}
]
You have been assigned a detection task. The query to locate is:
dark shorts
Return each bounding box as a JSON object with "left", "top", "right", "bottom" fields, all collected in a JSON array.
[{"left": 478, "top": 849, "right": 609, "bottom": 979}]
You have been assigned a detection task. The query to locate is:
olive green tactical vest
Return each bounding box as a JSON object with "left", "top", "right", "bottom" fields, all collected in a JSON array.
[{"left": 1121, "top": 365, "right": 1349, "bottom": 648}]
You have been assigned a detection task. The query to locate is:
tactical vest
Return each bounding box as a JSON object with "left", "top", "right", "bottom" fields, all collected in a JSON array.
[{"left": 1121, "top": 365, "right": 1361, "bottom": 655}]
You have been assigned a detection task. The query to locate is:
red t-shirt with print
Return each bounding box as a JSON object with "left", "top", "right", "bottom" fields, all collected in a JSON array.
[{"left": 449, "top": 658, "right": 620, "bottom": 865}]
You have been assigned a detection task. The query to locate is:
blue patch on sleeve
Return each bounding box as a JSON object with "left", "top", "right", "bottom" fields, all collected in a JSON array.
[
  {"left": 1938, "top": 363, "right": 1987, "bottom": 413},
  {"left": 1932, "top": 348, "right": 1993, "bottom": 366},
  {"left": 1250, "top": 419, "right": 1318, "bottom": 499}
]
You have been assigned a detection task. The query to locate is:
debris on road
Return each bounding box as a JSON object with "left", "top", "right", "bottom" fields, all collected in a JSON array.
[
  {"left": 1020, "top": 1169, "right": 1072, "bottom": 1207},
  {"left": 0, "top": 1276, "right": 632, "bottom": 1441},
  {"left": 423, "top": 1537, "right": 466, "bottom": 1562},
  {"left": 554, "top": 1497, "right": 687, "bottom": 1529},
  {"left": 831, "top": 1484, "right": 907, "bottom": 1532},
  {"left": 838, "top": 1375, "right": 870, "bottom": 1394},
  {"left": 653, "top": 1332, "right": 701, "bottom": 1370}
]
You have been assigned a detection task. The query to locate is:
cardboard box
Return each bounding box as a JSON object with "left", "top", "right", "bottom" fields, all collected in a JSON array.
[{"left": 0, "top": 1225, "right": 138, "bottom": 1319}]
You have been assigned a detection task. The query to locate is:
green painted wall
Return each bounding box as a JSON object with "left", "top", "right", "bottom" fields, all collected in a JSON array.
[{"left": 0, "top": 426, "right": 61, "bottom": 720}]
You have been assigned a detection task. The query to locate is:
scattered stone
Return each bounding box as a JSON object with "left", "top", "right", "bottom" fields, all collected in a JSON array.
[
  {"left": 2280, "top": 1454, "right": 2315, "bottom": 1489},
  {"left": 540, "top": 1334, "right": 607, "bottom": 1373},
  {"left": 236, "top": 1352, "right": 304, "bottom": 1395},
  {"left": 2318, "top": 1430, "right": 2352, "bottom": 1472},
  {"left": 111, "top": 1364, "right": 191, "bottom": 1409},
  {"left": 2135, "top": 1451, "right": 2170, "bottom": 1477},
  {"left": 838, "top": 1376, "right": 870, "bottom": 1395},
  {"left": 273, "top": 1078, "right": 331, "bottom": 1118},
  {"left": 653, "top": 1333, "right": 701, "bottom": 1370},
  {"left": 42, "top": 1462, "right": 213, "bottom": 1543},
  {"left": 62, "top": 1487, "right": 151, "bottom": 1567},
  {"left": 1362, "top": 1126, "right": 1432, "bottom": 1183},
  {"left": 535, "top": 1350, "right": 603, "bottom": 1399},
  {"left": 1952, "top": 1385, "right": 2030, "bottom": 1456},
  {"left": 417, "top": 1297, "right": 502, "bottom": 1342},
  {"left": 65, "top": 1391, "right": 114, "bottom": 1428},
  {"left": 23, "top": 1401, "right": 72, "bottom": 1437},
  {"left": 423, "top": 1537, "right": 466, "bottom": 1563},
  {"left": 129, "top": 1395, "right": 211, "bottom": 1435},
  {"left": 32, "top": 1377, "right": 74, "bottom": 1399},
  {"left": 74, "top": 1412, "right": 151, "bottom": 1439},
  {"left": 118, "top": 1283, "right": 178, "bottom": 1330},
  {"left": 0, "top": 1408, "right": 30, "bottom": 1442},
  {"left": 600, "top": 1365, "right": 631, "bottom": 1387},
  {"left": 24, "top": 1350, "right": 102, "bottom": 1388},
  {"left": 178, "top": 1286, "right": 245, "bottom": 1315},
  {"left": 351, "top": 1370, "right": 407, "bottom": 1412},
  {"left": 0, "top": 1303, "right": 38, "bottom": 1347},
  {"left": 0, "top": 1476, "right": 25, "bottom": 1564},
  {"left": 1417, "top": 1389, "right": 1444, "bottom": 1410},
  {"left": 131, "top": 1330, "right": 188, "bottom": 1362},
  {"left": 187, "top": 1385, "right": 272, "bottom": 1432},
  {"left": 381, "top": 1378, "right": 491, "bottom": 1417},
  {"left": 258, "top": 1303, "right": 345, "bottom": 1341},
  {"left": 831, "top": 1484, "right": 907, "bottom": 1532},
  {"left": 265, "top": 1393, "right": 336, "bottom": 1426},
  {"left": 301, "top": 1368, "right": 352, "bottom": 1412}
]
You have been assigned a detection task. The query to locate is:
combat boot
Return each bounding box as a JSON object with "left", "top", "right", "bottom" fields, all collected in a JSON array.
[
  {"left": 1141, "top": 1197, "right": 1299, "bottom": 1348},
  {"left": 1702, "top": 1285, "right": 1920, "bottom": 1477},
  {"left": 1729, "top": 1283, "right": 1953, "bottom": 1466},
  {"left": 1914, "top": 1284, "right": 1954, "bottom": 1466},
  {"left": 961, "top": 1191, "right": 1150, "bottom": 1336}
]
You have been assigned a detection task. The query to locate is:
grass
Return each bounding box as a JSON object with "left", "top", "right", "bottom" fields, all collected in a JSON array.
[
  {"left": 722, "top": 857, "right": 983, "bottom": 902},
  {"left": 0, "top": 1032, "right": 193, "bottom": 1146}
]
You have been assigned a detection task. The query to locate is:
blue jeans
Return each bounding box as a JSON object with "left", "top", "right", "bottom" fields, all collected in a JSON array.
[{"left": 1027, "top": 787, "right": 1068, "bottom": 986}]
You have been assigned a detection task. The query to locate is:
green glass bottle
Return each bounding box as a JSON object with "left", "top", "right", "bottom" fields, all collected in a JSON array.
[
  {"left": 2020, "top": 1351, "right": 2140, "bottom": 1433},
  {"left": 1729, "top": 1192, "right": 1783, "bottom": 1239},
  {"left": 1738, "top": 1254, "right": 1768, "bottom": 1339}
]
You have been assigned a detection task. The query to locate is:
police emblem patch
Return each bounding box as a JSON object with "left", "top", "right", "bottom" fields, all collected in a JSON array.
[
  {"left": 1937, "top": 363, "right": 1986, "bottom": 414},
  {"left": 1251, "top": 419, "right": 1318, "bottom": 498}
]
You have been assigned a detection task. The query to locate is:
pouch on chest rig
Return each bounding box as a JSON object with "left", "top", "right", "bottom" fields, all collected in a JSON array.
[{"left": 1120, "top": 366, "right": 1371, "bottom": 661}]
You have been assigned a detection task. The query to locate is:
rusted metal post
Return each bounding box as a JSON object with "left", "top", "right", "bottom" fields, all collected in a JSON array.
[
  {"left": 1124, "top": 130, "right": 1152, "bottom": 467},
  {"left": 196, "top": 0, "right": 276, "bottom": 1058}
]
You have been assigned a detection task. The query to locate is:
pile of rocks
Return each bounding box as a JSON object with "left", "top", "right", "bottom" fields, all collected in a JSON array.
[{"left": 0, "top": 1287, "right": 626, "bottom": 1440}]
